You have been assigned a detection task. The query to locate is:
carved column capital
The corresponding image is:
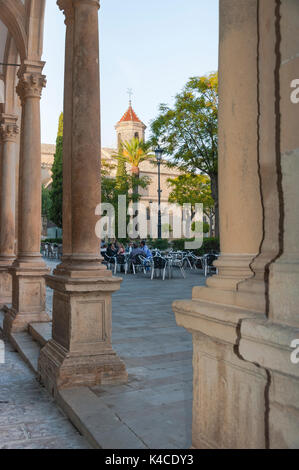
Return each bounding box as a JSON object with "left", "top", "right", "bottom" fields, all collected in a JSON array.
[
  {"left": 73, "top": 0, "right": 100, "bottom": 8},
  {"left": 57, "top": 0, "right": 100, "bottom": 23},
  {"left": 57, "top": 0, "right": 74, "bottom": 24},
  {"left": 0, "top": 114, "right": 19, "bottom": 143},
  {"left": 16, "top": 71, "right": 46, "bottom": 103}
]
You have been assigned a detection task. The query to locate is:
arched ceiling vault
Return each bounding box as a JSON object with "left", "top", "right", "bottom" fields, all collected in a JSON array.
[
  {"left": 0, "top": 0, "right": 27, "bottom": 61},
  {"left": 0, "top": 0, "right": 47, "bottom": 114}
]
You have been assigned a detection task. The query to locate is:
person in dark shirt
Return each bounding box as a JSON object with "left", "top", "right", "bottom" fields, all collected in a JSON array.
[{"left": 106, "top": 243, "right": 117, "bottom": 257}]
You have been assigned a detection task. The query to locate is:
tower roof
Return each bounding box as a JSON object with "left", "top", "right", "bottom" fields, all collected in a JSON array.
[{"left": 118, "top": 103, "right": 143, "bottom": 124}]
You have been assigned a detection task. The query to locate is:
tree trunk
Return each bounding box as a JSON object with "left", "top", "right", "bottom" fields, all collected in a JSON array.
[
  {"left": 210, "top": 173, "right": 219, "bottom": 239},
  {"left": 132, "top": 166, "right": 139, "bottom": 201}
]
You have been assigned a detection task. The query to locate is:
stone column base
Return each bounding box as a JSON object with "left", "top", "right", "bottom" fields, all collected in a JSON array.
[
  {"left": 3, "top": 308, "right": 50, "bottom": 336},
  {"left": 3, "top": 262, "right": 50, "bottom": 336},
  {"left": 38, "top": 269, "right": 127, "bottom": 394},
  {"left": 239, "top": 317, "right": 299, "bottom": 449},
  {"left": 173, "top": 297, "right": 268, "bottom": 449},
  {"left": 38, "top": 338, "right": 128, "bottom": 395},
  {"left": 0, "top": 267, "right": 13, "bottom": 308}
]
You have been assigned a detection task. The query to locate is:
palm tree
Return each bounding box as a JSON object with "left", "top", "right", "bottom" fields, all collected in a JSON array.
[{"left": 112, "top": 137, "right": 153, "bottom": 197}]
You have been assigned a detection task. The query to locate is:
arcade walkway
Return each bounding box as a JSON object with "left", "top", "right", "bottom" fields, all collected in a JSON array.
[
  {"left": 0, "top": 329, "right": 89, "bottom": 449},
  {"left": 0, "top": 262, "right": 204, "bottom": 449}
]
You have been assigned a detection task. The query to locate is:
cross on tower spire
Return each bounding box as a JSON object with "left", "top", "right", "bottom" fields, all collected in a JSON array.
[{"left": 127, "top": 88, "right": 133, "bottom": 106}]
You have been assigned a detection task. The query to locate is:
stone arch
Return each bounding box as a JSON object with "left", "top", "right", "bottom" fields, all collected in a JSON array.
[
  {"left": 3, "top": 34, "right": 20, "bottom": 114},
  {"left": 26, "top": 0, "right": 46, "bottom": 61},
  {"left": 0, "top": 0, "right": 27, "bottom": 60}
]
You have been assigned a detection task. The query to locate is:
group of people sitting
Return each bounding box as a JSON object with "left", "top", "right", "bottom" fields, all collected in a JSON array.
[{"left": 101, "top": 240, "right": 153, "bottom": 264}]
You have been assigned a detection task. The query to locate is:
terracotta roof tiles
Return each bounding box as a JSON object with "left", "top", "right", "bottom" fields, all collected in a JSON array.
[{"left": 119, "top": 104, "right": 142, "bottom": 123}]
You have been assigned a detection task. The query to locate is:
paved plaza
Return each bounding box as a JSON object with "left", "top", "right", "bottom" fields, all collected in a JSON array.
[
  {"left": 1, "top": 260, "right": 206, "bottom": 449},
  {"left": 0, "top": 329, "right": 89, "bottom": 449}
]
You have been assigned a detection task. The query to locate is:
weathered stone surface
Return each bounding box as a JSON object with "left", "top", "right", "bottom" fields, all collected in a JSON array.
[
  {"left": 173, "top": 0, "right": 299, "bottom": 450},
  {"left": 0, "top": 330, "right": 89, "bottom": 449},
  {"left": 39, "top": 0, "right": 127, "bottom": 393},
  {"left": 57, "top": 269, "right": 199, "bottom": 449},
  {"left": 38, "top": 275, "right": 127, "bottom": 393},
  {"left": 58, "top": 387, "right": 147, "bottom": 449},
  {"left": 2, "top": 263, "right": 200, "bottom": 449}
]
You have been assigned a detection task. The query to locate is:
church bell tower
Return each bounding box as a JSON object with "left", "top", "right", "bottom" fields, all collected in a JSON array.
[{"left": 115, "top": 99, "right": 146, "bottom": 149}]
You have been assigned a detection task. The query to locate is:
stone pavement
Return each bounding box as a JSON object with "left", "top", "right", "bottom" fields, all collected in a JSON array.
[
  {"left": 0, "top": 329, "right": 90, "bottom": 449},
  {"left": 2, "top": 258, "right": 206, "bottom": 448},
  {"left": 79, "top": 266, "right": 205, "bottom": 449}
]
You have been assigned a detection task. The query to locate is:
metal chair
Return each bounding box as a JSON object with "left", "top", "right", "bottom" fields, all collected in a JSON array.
[
  {"left": 114, "top": 254, "right": 128, "bottom": 275},
  {"left": 186, "top": 252, "right": 205, "bottom": 272},
  {"left": 52, "top": 244, "right": 59, "bottom": 259},
  {"left": 131, "top": 254, "right": 146, "bottom": 275},
  {"left": 103, "top": 253, "right": 116, "bottom": 271},
  {"left": 169, "top": 253, "right": 186, "bottom": 279},
  {"left": 204, "top": 253, "right": 219, "bottom": 277},
  {"left": 151, "top": 255, "right": 167, "bottom": 280}
]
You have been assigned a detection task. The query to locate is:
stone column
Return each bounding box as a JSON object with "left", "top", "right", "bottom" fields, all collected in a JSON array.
[
  {"left": 38, "top": 0, "right": 127, "bottom": 394},
  {"left": 191, "top": 0, "right": 265, "bottom": 315},
  {"left": 0, "top": 114, "right": 18, "bottom": 307},
  {"left": 4, "top": 61, "right": 50, "bottom": 335},
  {"left": 239, "top": 0, "right": 299, "bottom": 449},
  {"left": 173, "top": 0, "right": 269, "bottom": 449}
]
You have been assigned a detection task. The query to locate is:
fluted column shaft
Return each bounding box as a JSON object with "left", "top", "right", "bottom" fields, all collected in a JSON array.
[
  {"left": 0, "top": 114, "right": 18, "bottom": 306},
  {"left": 58, "top": 0, "right": 102, "bottom": 266},
  {"left": 217, "top": 0, "right": 263, "bottom": 287},
  {"left": 0, "top": 114, "right": 18, "bottom": 263},
  {"left": 173, "top": 0, "right": 268, "bottom": 449},
  {"left": 38, "top": 0, "right": 126, "bottom": 394},
  {"left": 16, "top": 62, "right": 46, "bottom": 263},
  {"left": 4, "top": 61, "right": 50, "bottom": 334}
]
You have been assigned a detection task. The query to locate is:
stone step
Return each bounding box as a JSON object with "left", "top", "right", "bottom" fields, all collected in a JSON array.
[
  {"left": 10, "top": 331, "right": 41, "bottom": 374},
  {"left": 57, "top": 387, "right": 148, "bottom": 450},
  {"left": 28, "top": 322, "right": 52, "bottom": 347}
]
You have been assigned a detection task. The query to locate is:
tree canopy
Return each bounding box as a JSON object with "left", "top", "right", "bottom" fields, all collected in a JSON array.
[
  {"left": 41, "top": 184, "right": 52, "bottom": 219},
  {"left": 150, "top": 72, "right": 219, "bottom": 236},
  {"left": 112, "top": 137, "right": 153, "bottom": 178},
  {"left": 167, "top": 173, "right": 215, "bottom": 236},
  {"left": 167, "top": 173, "right": 214, "bottom": 213},
  {"left": 49, "top": 113, "right": 63, "bottom": 228},
  {"left": 101, "top": 158, "right": 150, "bottom": 239}
]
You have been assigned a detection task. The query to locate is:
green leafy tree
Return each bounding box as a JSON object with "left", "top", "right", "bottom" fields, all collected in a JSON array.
[
  {"left": 101, "top": 159, "right": 150, "bottom": 240},
  {"left": 41, "top": 184, "right": 52, "bottom": 218},
  {"left": 49, "top": 113, "right": 63, "bottom": 228},
  {"left": 167, "top": 173, "right": 215, "bottom": 236},
  {"left": 115, "top": 158, "right": 129, "bottom": 193},
  {"left": 150, "top": 72, "right": 219, "bottom": 236},
  {"left": 112, "top": 137, "right": 153, "bottom": 197}
]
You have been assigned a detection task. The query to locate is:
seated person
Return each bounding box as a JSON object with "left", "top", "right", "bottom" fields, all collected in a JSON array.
[
  {"left": 140, "top": 240, "right": 152, "bottom": 259},
  {"left": 106, "top": 243, "right": 117, "bottom": 257},
  {"left": 117, "top": 243, "right": 125, "bottom": 255},
  {"left": 126, "top": 242, "right": 133, "bottom": 254},
  {"left": 129, "top": 243, "right": 145, "bottom": 263}
]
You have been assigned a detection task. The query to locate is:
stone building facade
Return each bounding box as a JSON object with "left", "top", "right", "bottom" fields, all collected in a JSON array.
[{"left": 41, "top": 104, "right": 181, "bottom": 208}]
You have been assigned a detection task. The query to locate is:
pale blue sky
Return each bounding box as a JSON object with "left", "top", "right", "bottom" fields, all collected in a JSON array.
[{"left": 41, "top": 0, "right": 219, "bottom": 148}]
